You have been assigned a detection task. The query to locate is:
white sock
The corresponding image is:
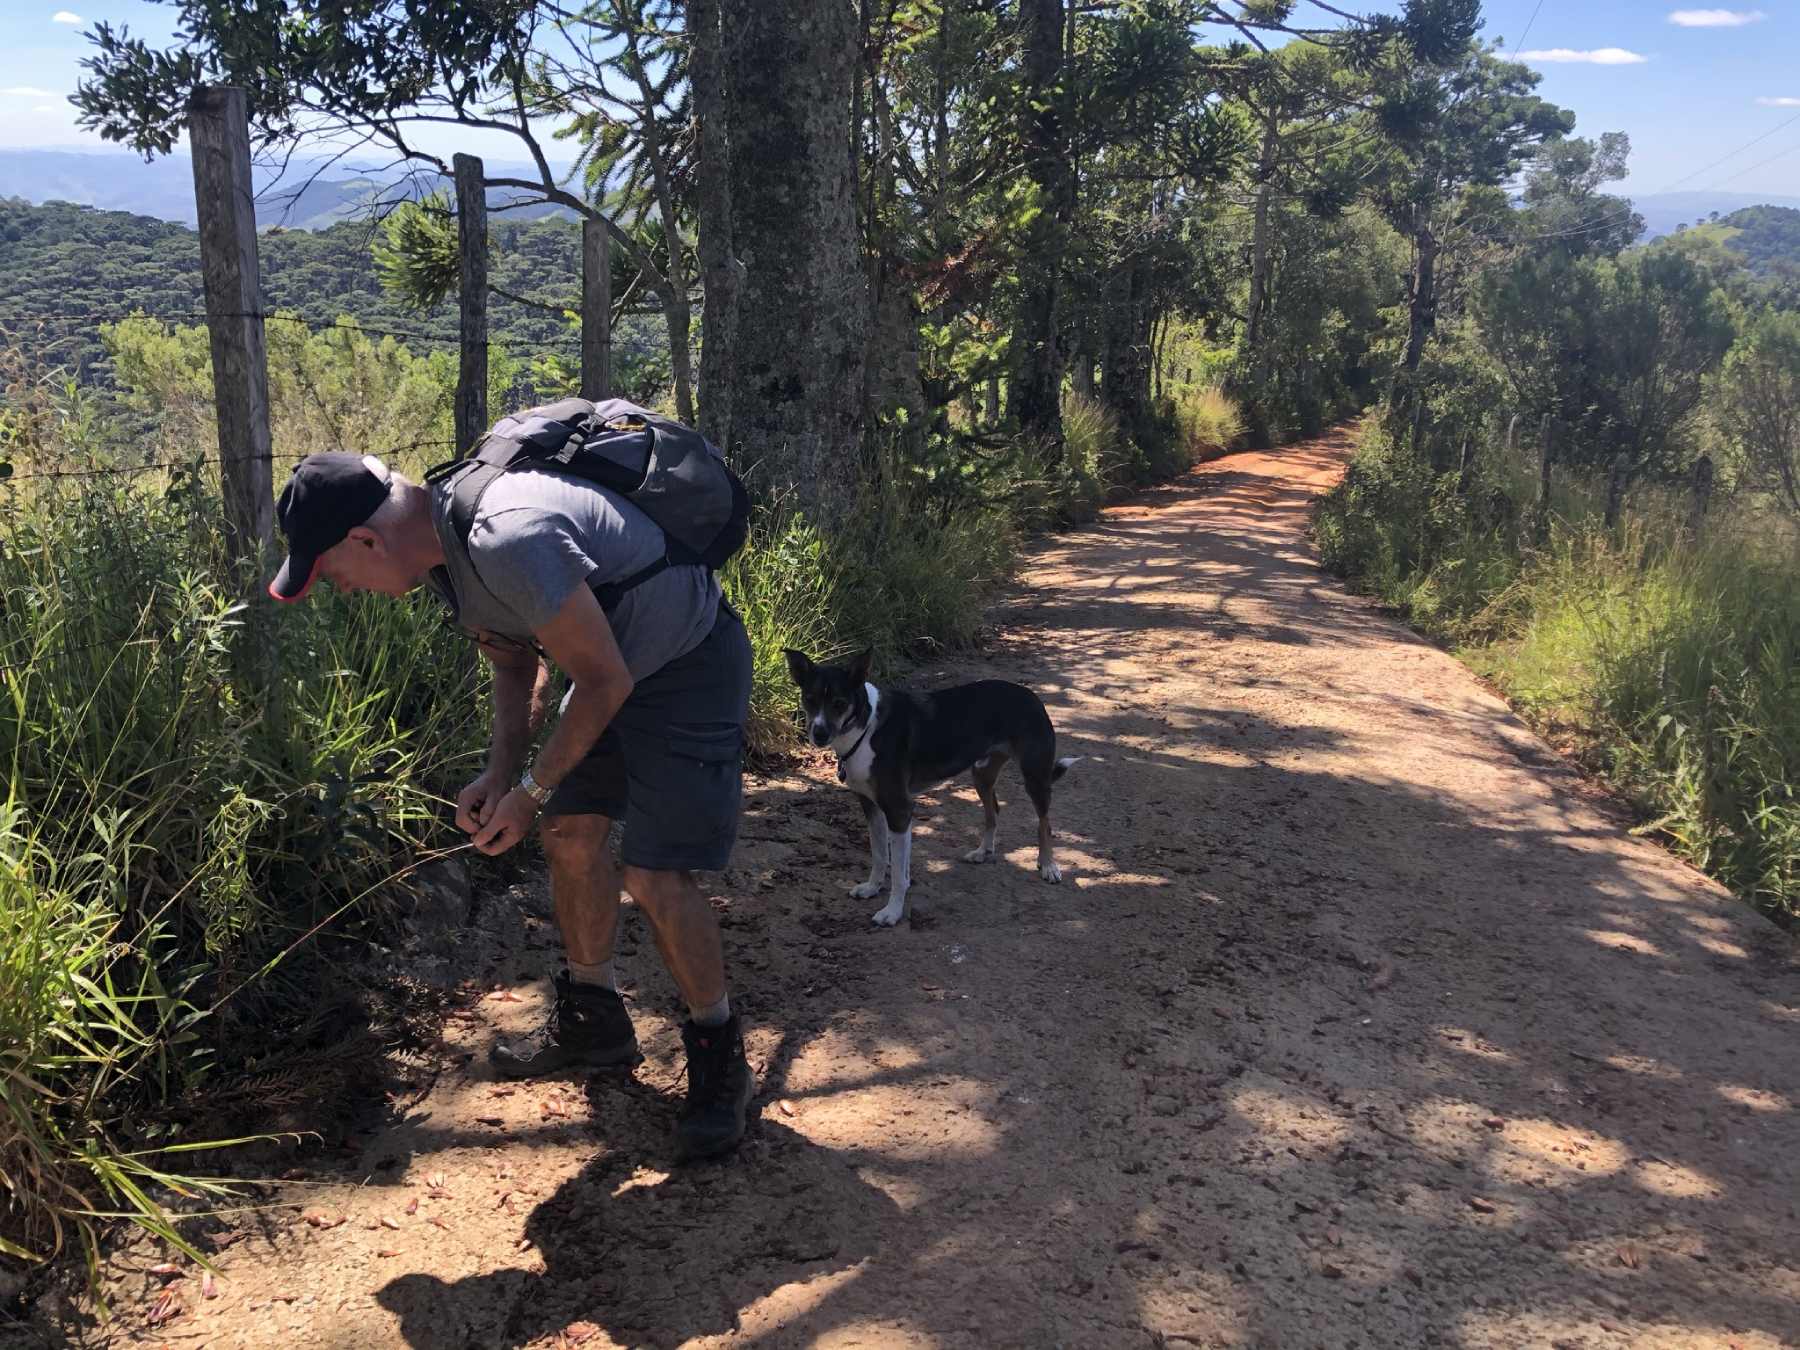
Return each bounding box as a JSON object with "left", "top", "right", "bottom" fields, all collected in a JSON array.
[
  {"left": 690, "top": 993, "right": 731, "bottom": 1027},
  {"left": 568, "top": 958, "right": 616, "bottom": 990}
]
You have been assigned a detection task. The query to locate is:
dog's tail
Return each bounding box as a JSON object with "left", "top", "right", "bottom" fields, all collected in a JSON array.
[{"left": 1052, "top": 756, "right": 1082, "bottom": 782}]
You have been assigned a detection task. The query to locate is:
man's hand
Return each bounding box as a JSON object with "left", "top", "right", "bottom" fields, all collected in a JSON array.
[
  {"left": 471, "top": 787, "right": 541, "bottom": 856},
  {"left": 455, "top": 767, "right": 512, "bottom": 835}
]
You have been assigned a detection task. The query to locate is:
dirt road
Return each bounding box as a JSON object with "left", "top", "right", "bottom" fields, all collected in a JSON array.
[{"left": 81, "top": 428, "right": 1799, "bottom": 1348}]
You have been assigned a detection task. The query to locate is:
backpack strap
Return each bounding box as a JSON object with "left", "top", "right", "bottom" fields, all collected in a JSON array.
[
  {"left": 427, "top": 454, "right": 701, "bottom": 618},
  {"left": 425, "top": 456, "right": 510, "bottom": 598},
  {"left": 591, "top": 555, "right": 673, "bottom": 610},
  {"left": 590, "top": 533, "right": 709, "bottom": 610}
]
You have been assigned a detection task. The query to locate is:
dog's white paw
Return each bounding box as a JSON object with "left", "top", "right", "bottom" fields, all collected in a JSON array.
[
  {"left": 850, "top": 880, "right": 883, "bottom": 900},
  {"left": 962, "top": 846, "right": 996, "bottom": 864},
  {"left": 870, "top": 903, "right": 906, "bottom": 927},
  {"left": 1039, "top": 860, "right": 1063, "bottom": 884}
]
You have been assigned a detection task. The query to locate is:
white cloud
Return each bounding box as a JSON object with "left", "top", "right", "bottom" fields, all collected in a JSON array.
[
  {"left": 33, "top": 104, "right": 57, "bottom": 113},
  {"left": 1517, "top": 48, "right": 1650, "bottom": 65},
  {"left": 1757, "top": 96, "right": 1800, "bottom": 107},
  {"left": 1668, "top": 9, "right": 1765, "bottom": 26},
  {"left": 51, "top": 10, "right": 82, "bottom": 23},
  {"left": 2, "top": 85, "right": 61, "bottom": 97}
]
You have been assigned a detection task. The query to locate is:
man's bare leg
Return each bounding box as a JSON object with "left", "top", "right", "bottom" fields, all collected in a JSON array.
[
  {"left": 619, "top": 866, "right": 727, "bottom": 1017},
  {"left": 543, "top": 813, "right": 620, "bottom": 978},
  {"left": 490, "top": 813, "right": 639, "bottom": 1076},
  {"left": 622, "top": 865, "right": 751, "bottom": 1160}
]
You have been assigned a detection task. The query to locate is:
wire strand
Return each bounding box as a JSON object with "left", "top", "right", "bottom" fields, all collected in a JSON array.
[{"left": 0, "top": 310, "right": 580, "bottom": 348}]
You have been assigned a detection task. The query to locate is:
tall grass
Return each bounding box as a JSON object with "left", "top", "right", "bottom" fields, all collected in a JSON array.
[
  {"left": 0, "top": 803, "right": 246, "bottom": 1275},
  {"left": 0, "top": 467, "right": 482, "bottom": 1265},
  {"left": 1467, "top": 520, "right": 1800, "bottom": 912},
  {"left": 1171, "top": 384, "right": 1244, "bottom": 462},
  {"left": 1053, "top": 393, "right": 1129, "bottom": 522},
  {"left": 1317, "top": 420, "right": 1800, "bottom": 921},
  {"left": 722, "top": 509, "right": 837, "bottom": 757}
]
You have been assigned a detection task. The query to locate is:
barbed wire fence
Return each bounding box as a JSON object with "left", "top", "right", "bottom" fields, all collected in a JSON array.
[
  {"left": 0, "top": 309, "right": 583, "bottom": 657},
  {"left": 0, "top": 306, "right": 587, "bottom": 480},
  {"left": 0, "top": 87, "right": 619, "bottom": 684},
  {"left": 0, "top": 301, "right": 519, "bottom": 507},
  {"left": 0, "top": 85, "right": 614, "bottom": 573}
]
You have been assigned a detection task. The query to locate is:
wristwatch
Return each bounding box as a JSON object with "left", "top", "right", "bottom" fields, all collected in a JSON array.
[{"left": 518, "top": 767, "right": 554, "bottom": 806}]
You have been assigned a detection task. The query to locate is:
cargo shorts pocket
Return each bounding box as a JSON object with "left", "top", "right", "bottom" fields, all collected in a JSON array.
[
  {"left": 667, "top": 726, "right": 742, "bottom": 766},
  {"left": 618, "top": 724, "right": 744, "bottom": 872}
]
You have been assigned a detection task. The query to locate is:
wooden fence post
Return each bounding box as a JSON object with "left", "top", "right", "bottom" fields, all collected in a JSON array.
[
  {"left": 188, "top": 86, "right": 272, "bottom": 567},
  {"left": 581, "top": 217, "right": 612, "bottom": 402},
  {"left": 453, "top": 153, "right": 488, "bottom": 453}
]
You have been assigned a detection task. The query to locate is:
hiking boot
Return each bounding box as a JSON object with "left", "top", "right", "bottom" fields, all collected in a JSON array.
[
  {"left": 490, "top": 971, "right": 641, "bottom": 1079},
  {"left": 675, "top": 1015, "right": 755, "bottom": 1161}
]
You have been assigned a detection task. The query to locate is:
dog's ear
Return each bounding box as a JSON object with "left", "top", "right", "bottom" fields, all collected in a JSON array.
[
  {"left": 847, "top": 647, "right": 874, "bottom": 685},
  {"left": 783, "top": 648, "right": 814, "bottom": 686}
]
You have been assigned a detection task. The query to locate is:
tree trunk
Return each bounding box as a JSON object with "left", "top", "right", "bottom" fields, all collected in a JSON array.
[
  {"left": 868, "top": 263, "right": 929, "bottom": 438},
  {"left": 654, "top": 285, "right": 696, "bottom": 425},
  {"left": 1402, "top": 226, "right": 1439, "bottom": 374},
  {"left": 864, "top": 66, "right": 926, "bottom": 440},
  {"left": 1244, "top": 116, "right": 1278, "bottom": 360},
  {"left": 1780, "top": 448, "right": 1800, "bottom": 518},
  {"left": 931, "top": 3, "right": 952, "bottom": 235},
  {"left": 1102, "top": 254, "right": 1152, "bottom": 435},
  {"left": 1533, "top": 414, "right": 1555, "bottom": 546},
  {"left": 1072, "top": 351, "right": 1095, "bottom": 398},
  {"left": 1008, "top": 0, "right": 1071, "bottom": 446},
  {"left": 689, "top": 0, "right": 739, "bottom": 450},
  {"left": 625, "top": 27, "right": 696, "bottom": 425},
  {"left": 1604, "top": 451, "right": 1630, "bottom": 528},
  {"left": 188, "top": 86, "right": 274, "bottom": 567},
  {"left": 720, "top": 0, "right": 867, "bottom": 510}
]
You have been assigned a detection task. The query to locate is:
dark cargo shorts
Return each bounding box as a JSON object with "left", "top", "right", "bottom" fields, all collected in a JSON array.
[{"left": 544, "top": 602, "right": 751, "bottom": 872}]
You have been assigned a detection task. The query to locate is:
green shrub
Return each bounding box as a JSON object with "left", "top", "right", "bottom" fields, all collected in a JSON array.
[
  {"left": 1050, "top": 392, "right": 1127, "bottom": 522},
  {"left": 721, "top": 509, "right": 837, "bottom": 759},
  {"left": 1172, "top": 384, "right": 1244, "bottom": 461}
]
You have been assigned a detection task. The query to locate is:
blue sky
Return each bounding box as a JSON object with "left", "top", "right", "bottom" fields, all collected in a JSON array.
[
  {"left": 0, "top": 1, "right": 540, "bottom": 166},
  {"left": 3, "top": 2, "right": 1799, "bottom": 198},
  {"left": 1480, "top": 1, "right": 1800, "bottom": 197}
]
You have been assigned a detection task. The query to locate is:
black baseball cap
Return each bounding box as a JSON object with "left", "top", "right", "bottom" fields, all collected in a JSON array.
[{"left": 268, "top": 453, "right": 393, "bottom": 602}]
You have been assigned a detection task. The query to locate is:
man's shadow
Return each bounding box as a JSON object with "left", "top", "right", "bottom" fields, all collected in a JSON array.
[{"left": 376, "top": 1115, "right": 897, "bottom": 1348}]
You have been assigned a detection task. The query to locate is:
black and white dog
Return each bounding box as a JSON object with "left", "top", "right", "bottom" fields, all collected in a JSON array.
[{"left": 785, "top": 648, "right": 1079, "bottom": 927}]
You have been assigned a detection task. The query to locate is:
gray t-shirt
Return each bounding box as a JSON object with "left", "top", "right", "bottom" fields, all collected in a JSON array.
[{"left": 426, "top": 465, "right": 720, "bottom": 680}]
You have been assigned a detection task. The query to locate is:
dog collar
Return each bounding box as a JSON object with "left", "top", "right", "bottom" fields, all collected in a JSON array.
[{"left": 834, "top": 720, "right": 873, "bottom": 782}]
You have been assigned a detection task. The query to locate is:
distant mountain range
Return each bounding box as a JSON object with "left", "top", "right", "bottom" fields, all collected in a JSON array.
[
  {"left": 5, "top": 149, "right": 1799, "bottom": 249},
  {"left": 0, "top": 148, "right": 579, "bottom": 230}
]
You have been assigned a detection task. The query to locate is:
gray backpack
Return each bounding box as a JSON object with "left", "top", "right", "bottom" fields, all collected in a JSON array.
[{"left": 426, "top": 397, "right": 749, "bottom": 609}]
